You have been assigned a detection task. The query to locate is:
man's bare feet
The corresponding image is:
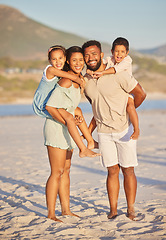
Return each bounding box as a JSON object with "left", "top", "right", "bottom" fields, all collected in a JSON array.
[
  {"left": 127, "top": 209, "right": 136, "bottom": 221},
  {"left": 107, "top": 212, "right": 118, "bottom": 220},
  {"left": 48, "top": 216, "right": 63, "bottom": 222},
  {"left": 79, "top": 148, "right": 100, "bottom": 158},
  {"left": 87, "top": 139, "right": 99, "bottom": 149}
]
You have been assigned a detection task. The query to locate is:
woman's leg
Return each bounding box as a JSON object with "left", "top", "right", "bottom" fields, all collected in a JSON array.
[
  {"left": 46, "top": 146, "right": 67, "bottom": 222},
  {"left": 74, "top": 107, "right": 98, "bottom": 149},
  {"left": 58, "top": 150, "right": 79, "bottom": 217},
  {"left": 107, "top": 164, "right": 120, "bottom": 219},
  {"left": 58, "top": 108, "right": 100, "bottom": 158}
]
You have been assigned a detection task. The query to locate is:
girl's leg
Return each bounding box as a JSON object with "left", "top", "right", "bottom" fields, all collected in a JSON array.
[
  {"left": 58, "top": 108, "right": 100, "bottom": 158},
  {"left": 74, "top": 107, "right": 98, "bottom": 149},
  {"left": 127, "top": 97, "right": 140, "bottom": 139},
  {"left": 46, "top": 146, "right": 67, "bottom": 222},
  {"left": 58, "top": 149, "right": 79, "bottom": 217}
]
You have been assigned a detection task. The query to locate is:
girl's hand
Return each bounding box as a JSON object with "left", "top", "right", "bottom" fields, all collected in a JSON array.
[{"left": 74, "top": 115, "right": 83, "bottom": 125}]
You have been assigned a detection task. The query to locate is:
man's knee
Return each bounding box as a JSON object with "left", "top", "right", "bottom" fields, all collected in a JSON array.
[
  {"left": 107, "top": 164, "right": 120, "bottom": 176},
  {"left": 121, "top": 167, "right": 135, "bottom": 176}
]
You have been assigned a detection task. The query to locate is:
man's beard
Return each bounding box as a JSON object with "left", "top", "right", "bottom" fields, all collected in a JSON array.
[{"left": 87, "top": 58, "right": 102, "bottom": 71}]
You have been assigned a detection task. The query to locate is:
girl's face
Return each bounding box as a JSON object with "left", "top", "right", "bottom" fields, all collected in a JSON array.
[
  {"left": 49, "top": 49, "right": 66, "bottom": 70},
  {"left": 111, "top": 45, "right": 129, "bottom": 64},
  {"left": 68, "top": 52, "right": 84, "bottom": 74}
]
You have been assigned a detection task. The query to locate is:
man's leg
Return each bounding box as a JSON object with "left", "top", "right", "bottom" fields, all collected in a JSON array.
[
  {"left": 121, "top": 167, "right": 137, "bottom": 220},
  {"left": 107, "top": 164, "right": 120, "bottom": 219}
]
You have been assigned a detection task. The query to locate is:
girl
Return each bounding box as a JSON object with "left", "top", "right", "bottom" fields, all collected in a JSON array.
[
  {"left": 44, "top": 46, "right": 97, "bottom": 221},
  {"left": 33, "top": 45, "right": 98, "bottom": 156}
]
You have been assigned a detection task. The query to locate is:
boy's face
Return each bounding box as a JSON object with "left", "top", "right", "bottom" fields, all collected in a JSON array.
[{"left": 111, "top": 45, "right": 129, "bottom": 64}]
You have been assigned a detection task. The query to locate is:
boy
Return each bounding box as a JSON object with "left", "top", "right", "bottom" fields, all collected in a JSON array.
[{"left": 87, "top": 37, "right": 139, "bottom": 139}]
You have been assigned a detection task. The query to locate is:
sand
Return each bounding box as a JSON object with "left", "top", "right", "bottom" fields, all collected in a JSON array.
[{"left": 0, "top": 110, "right": 166, "bottom": 240}]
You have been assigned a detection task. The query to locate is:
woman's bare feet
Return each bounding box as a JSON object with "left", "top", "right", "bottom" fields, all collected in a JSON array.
[
  {"left": 87, "top": 139, "right": 99, "bottom": 149},
  {"left": 79, "top": 148, "right": 100, "bottom": 158},
  {"left": 62, "top": 211, "right": 80, "bottom": 218}
]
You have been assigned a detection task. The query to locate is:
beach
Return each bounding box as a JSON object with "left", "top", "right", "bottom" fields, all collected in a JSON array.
[{"left": 0, "top": 110, "right": 166, "bottom": 240}]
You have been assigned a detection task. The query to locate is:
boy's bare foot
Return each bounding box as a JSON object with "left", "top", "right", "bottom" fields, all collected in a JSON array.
[
  {"left": 87, "top": 140, "right": 99, "bottom": 149},
  {"left": 79, "top": 148, "right": 100, "bottom": 158},
  {"left": 48, "top": 216, "right": 63, "bottom": 222},
  {"left": 107, "top": 212, "right": 118, "bottom": 220},
  {"left": 130, "top": 129, "right": 140, "bottom": 140},
  {"left": 127, "top": 209, "right": 136, "bottom": 221}
]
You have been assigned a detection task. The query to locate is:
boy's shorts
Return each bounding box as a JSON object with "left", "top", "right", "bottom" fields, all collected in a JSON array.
[{"left": 98, "top": 124, "right": 138, "bottom": 168}]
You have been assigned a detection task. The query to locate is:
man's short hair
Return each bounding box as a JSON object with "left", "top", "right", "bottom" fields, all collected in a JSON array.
[
  {"left": 82, "top": 40, "right": 102, "bottom": 54},
  {"left": 112, "top": 37, "right": 129, "bottom": 52}
]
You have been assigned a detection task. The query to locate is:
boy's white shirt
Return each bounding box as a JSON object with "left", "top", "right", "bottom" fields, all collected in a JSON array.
[{"left": 103, "top": 55, "right": 132, "bottom": 76}]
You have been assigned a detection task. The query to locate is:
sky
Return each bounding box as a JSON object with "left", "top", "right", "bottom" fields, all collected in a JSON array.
[{"left": 0, "top": 0, "right": 166, "bottom": 50}]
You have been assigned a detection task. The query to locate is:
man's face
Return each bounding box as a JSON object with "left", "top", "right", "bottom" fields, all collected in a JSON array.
[{"left": 84, "top": 45, "right": 102, "bottom": 71}]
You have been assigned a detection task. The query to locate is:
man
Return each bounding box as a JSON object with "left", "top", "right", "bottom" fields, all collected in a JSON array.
[{"left": 82, "top": 40, "right": 146, "bottom": 220}]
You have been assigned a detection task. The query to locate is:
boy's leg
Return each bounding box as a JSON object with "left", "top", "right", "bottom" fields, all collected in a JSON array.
[
  {"left": 58, "top": 108, "right": 100, "bottom": 158},
  {"left": 127, "top": 97, "right": 140, "bottom": 139},
  {"left": 74, "top": 107, "right": 98, "bottom": 149}
]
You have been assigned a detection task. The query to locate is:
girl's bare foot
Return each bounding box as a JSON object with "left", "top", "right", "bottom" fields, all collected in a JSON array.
[
  {"left": 87, "top": 139, "right": 99, "bottom": 149},
  {"left": 79, "top": 148, "right": 100, "bottom": 158},
  {"left": 48, "top": 216, "right": 63, "bottom": 222}
]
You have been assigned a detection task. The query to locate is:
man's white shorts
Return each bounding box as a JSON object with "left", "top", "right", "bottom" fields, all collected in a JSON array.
[{"left": 98, "top": 124, "right": 138, "bottom": 168}]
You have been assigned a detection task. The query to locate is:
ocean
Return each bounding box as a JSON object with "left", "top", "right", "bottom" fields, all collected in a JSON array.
[{"left": 0, "top": 99, "right": 166, "bottom": 117}]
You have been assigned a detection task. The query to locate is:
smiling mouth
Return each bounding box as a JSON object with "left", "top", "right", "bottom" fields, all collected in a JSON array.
[{"left": 88, "top": 61, "right": 96, "bottom": 66}]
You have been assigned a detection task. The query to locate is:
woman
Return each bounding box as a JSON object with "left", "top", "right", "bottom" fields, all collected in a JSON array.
[{"left": 44, "top": 46, "right": 88, "bottom": 222}]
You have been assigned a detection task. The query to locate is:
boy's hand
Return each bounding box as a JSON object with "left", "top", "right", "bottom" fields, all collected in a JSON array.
[
  {"left": 86, "top": 69, "right": 94, "bottom": 77},
  {"left": 86, "top": 69, "right": 103, "bottom": 79},
  {"left": 92, "top": 71, "right": 103, "bottom": 78}
]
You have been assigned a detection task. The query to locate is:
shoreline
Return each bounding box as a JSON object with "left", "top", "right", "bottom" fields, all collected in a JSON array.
[{"left": 0, "top": 92, "right": 166, "bottom": 105}]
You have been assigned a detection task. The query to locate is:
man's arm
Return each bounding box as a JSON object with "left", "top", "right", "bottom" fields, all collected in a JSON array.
[{"left": 129, "top": 83, "right": 146, "bottom": 108}]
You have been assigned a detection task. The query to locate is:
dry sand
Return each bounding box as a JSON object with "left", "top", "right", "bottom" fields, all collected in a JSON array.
[{"left": 0, "top": 111, "right": 166, "bottom": 240}]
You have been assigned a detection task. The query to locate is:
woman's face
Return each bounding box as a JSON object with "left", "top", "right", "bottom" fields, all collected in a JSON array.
[{"left": 68, "top": 52, "right": 84, "bottom": 74}]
